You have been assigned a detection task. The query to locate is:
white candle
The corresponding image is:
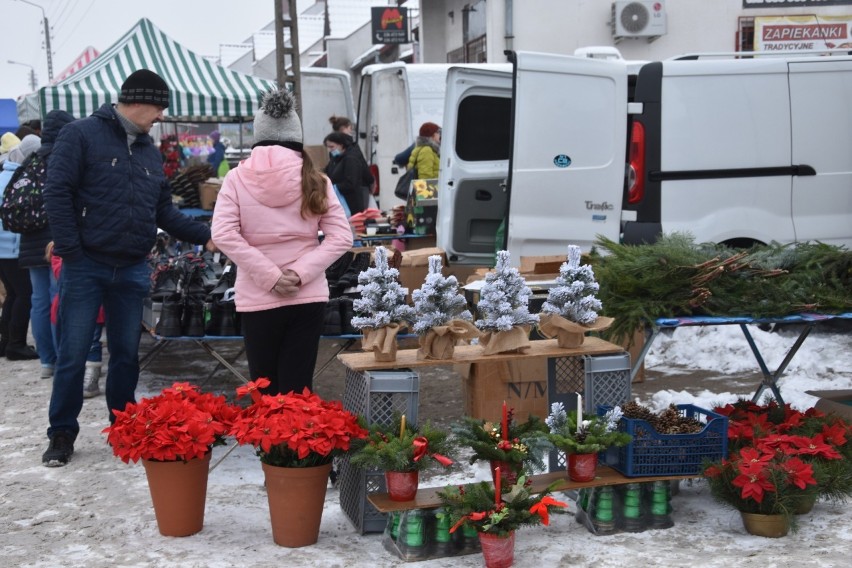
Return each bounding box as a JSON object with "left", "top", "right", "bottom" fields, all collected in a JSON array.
[{"left": 576, "top": 392, "right": 583, "bottom": 433}]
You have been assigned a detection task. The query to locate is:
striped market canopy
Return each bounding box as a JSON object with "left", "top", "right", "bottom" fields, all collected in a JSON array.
[{"left": 39, "top": 18, "right": 277, "bottom": 121}]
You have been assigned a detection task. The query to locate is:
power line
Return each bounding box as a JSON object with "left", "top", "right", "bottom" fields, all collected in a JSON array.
[{"left": 54, "top": 0, "right": 96, "bottom": 52}]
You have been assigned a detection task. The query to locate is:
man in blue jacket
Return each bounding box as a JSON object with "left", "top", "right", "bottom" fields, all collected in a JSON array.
[{"left": 42, "top": 69, "right": 215, "bottom": 467}]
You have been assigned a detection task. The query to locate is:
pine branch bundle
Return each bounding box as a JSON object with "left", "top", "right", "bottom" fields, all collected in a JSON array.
[{"left": 592, "top": 233, "right": 852, "bottom": 343}]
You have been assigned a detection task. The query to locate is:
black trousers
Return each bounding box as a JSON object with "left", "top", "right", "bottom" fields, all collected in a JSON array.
[
  {"left": 240, "top": 302, "right": 326, "bottom": 396},
  {"left": 0, "top": 258, "right": 33, "bottom": 349}
]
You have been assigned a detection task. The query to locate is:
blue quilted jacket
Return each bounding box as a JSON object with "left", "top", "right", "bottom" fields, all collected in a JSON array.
[{"left": 44, "top": 104, "right": 210, "bottom": 266}]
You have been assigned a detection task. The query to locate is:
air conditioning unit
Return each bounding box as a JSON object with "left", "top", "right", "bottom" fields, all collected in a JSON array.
[{"left": 611, "top": 1, "right": 667, "bottom": 39}]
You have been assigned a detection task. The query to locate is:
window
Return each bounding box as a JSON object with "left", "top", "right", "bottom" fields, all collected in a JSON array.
[{"left": 455, "top": 95, "right": 511, "bottom": 161}]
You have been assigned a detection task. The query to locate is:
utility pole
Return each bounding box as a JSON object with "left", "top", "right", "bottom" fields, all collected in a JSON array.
[
  {"left": 16, "top": 0, "right": 53, "bottom": 81},
  {"left": 8, "top": 60, "right": 38, "bottom": 91},
  {"left": 274, "top": 0, "right": 302, "bottom": 119}
]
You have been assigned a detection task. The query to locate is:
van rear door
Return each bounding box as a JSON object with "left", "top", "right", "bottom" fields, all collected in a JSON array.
[
  {"left": 506, "top": 51, "right": 627, "bottom": 261},
  {"left": 437, "top": 66, "right": 513, "bottom": 265},
  {"left": 788, "top": 57, "right": 852, "bottom": 249}
]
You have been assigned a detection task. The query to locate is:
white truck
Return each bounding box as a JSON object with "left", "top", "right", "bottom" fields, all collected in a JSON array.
[{"left": 437, "top": 50, "right": 852, "bottom": 266}]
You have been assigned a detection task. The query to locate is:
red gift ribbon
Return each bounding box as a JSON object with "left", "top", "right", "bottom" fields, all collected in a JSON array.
[{"left": 412, "top": 436, "right": 453, "bottom": 467}]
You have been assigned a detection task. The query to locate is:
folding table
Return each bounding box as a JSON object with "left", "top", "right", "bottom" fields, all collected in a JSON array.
[{"left": 631, "top": 313, "right": 852, "bottom": 404}]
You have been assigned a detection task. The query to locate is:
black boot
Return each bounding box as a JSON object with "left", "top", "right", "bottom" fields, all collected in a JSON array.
[
  {"left": 337, "top": 252, "right": 371, "bottom": 289},
  {"left": 6, "top": 320, "right": 39, "bottom": 360},
  {"left": 182, "top": 296, "right": 206, "bottom": 337},
  {"left": 326, "top": 251, "right": 354, "bottom": 297},
  {"left": 150, "top": 262, "right": 182, "bottom": 300},
  {"left": 339, "top": 297, "right": 357, "bottom": 335},
  {"left": 155, "top": 295, "right": 184, "bottom": 337},
  {"left": 205, "top": 298, "right": 238, "bottom": 336},
  {"left": 322, "top": 298, "right": 342, "bottom": 336},
  {"left": 207, "top": 264, "right": 236, "bottom": 300}
]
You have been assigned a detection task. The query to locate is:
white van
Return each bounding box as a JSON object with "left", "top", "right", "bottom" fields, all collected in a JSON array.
[
  {"left": 356, "top": 62, "right": 512, "bottom": 209},
  {"left": 438, "top": 51, "right": 852, "bottom": 266},
  {"left": 299, "top": 68, "right": 355, "bottom": 147}
]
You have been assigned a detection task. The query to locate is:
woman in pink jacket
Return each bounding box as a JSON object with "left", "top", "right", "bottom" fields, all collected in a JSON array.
[{"left": 211, "top": 88, "right": 353, "bottom": 395}]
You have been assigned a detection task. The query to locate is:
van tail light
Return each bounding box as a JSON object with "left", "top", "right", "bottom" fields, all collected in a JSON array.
[
  {"left": 627, "top": 121, "right": 646, "bottom": 204},
  {"left": 370, "top": 164, "right": 380, "bottom": 196}
]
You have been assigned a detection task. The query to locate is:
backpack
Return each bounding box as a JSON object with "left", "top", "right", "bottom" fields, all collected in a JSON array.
[{"left": 1, "top": 153, "right": 49, "bottom": 233}]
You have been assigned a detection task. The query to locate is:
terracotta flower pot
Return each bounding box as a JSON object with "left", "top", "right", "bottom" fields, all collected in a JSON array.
[
  {"left": 740, "top": 511, "right": 790, "bottom": 538},
  {"left": 385, "top": 470, "right": 419, "bottom": 502},
  {"left": 478, "top": 531, "right": 515, "bottom": 568},
  {"left": 567, "top": 453, "right": 598, "bottom": 482},
  {"left": 142, "top": 452, "right": 210, "bottom": 537},
  {"left": 262, "top": 462, "right": 332, "bottom": 547}
]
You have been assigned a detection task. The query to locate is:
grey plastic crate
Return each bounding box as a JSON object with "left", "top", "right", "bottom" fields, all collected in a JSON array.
[
  {"left": 547, "top": 353, "right": 631, "bottom": 471},
  {"left": 338, "top": 369, "right": 420, "bottom": 534}
]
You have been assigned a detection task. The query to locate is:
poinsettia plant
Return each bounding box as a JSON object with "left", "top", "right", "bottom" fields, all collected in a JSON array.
[
  {"left": 704, "top": 432, "right": 823, "bottom": 516},
  {"left": 229, "top": 378, "right": 368, "bottom": 468},
  {"left": 450, "top": 412, "right": 552, "bottom": 474},
  {"left": 713, "top": 398, "right": 852, "bottom": 503},
  {"left": 349, "top": 415, "right": 455, "bottom": 473},
  {"left": 104, "top": 382, "right": 238, "bottom": 463},
  {"left": 438, "top": 476, "right": 567, "bottom": 537}
]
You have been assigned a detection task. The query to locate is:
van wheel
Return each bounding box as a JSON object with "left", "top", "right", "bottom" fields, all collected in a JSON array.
[{"left": 720, "top": 238, "right": 763, "bottom": 251}]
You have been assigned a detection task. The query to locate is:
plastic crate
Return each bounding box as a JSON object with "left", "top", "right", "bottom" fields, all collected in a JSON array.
[
  {"left": 338, "top": 369, "right": 420, "bottom": 534},
  {"left": 599, "top": 404, "right": 728, "bottom": 477},
  {"left": 547, "top": 354, "right": 632, "bottom": 471}
]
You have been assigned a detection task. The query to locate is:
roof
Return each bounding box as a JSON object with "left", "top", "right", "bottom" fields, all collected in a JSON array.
[
  {"left": 52, "top": 46, "right": 101, "bottom": 84},
  {"left": 1, "top": 99, "right": 19, "bottom": 134},
  {"left": 38, "top": 18, "right": 276, "bottom": 122}
]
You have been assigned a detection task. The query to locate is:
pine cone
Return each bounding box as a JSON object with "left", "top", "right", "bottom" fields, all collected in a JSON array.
[
  {"left": 654, "top": 404, "right": 682, "bottom": 434},
  {"left": 621, "top": 401, "right": 656, "bottom": 423}
]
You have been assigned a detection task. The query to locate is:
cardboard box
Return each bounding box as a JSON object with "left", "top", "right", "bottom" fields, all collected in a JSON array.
[
  {"left": 807, "top": 390, "right": 852, "bottom": 420},
  {"left": 520, "top": 255, "right": 567, "bottom": 275},
  {"left": 460, "top": 358, "right": 550, "bottom": 422},
  {"left": 397, "top": 247, "right": 446, "bottom": 303},
  {"left": 198, "top": 178, "right": 222, "bottom": 210}
]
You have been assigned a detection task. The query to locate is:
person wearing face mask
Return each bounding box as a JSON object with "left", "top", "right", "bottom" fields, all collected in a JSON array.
[{"left": 323, "top": 131, "right": 374, "bottom": 215}]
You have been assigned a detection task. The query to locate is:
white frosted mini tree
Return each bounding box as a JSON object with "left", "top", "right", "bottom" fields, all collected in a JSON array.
[
  {"left": 541, "top": 244, "right": 602, "bottom": 325},
  {"left": 475, "top": 250, "right": 539, "bottom": 332},
  {"left": 351, "top": 246, "right": 415, "bottom": 329},
  {"left": 412, "top": 255, "right": 473, "bottom": 334}
]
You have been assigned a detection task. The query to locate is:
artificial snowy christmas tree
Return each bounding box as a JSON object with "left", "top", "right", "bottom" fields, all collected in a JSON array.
[
  {"left": 412, "top": 255, "right": 480, "bottom": 359},
  {"left": 351, "top": 246, "right": 415, "bottom": 361},
  {"left": 475, "top": 250, "right": 539, "bottom": 355},
  {"left": 538, "top": 245, "right": 613, "bottom": 347}
]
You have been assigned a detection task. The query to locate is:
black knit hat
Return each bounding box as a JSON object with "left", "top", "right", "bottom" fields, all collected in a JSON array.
[{"left": 119, "top": 69, "right": 170, "bottom": 108}]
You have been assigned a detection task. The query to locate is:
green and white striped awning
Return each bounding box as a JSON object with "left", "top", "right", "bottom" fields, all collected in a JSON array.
[{"left": 39, "top": 18, "right": 277, "bottom": 121}]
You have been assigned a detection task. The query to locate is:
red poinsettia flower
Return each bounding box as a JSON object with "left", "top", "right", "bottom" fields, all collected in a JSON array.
[
  {"left": 736, "top": 446, "right": 774, "bottom": 475},
  {"left": 732, "top": 468, "right": 776, "bottom": 503},
  {"left": 788, "top": 434, "right": 843, "bottom": 460},
  {"left": 103, "top": 383, "right": 236, "bottom": 463},
  {"left": 778, "top": 457, "right": 817, "bottom": 490},
  {"left": 229, "top": 386, "right": 368, "bottom": 468},
  {"left": 821, "top": 422, "right": 848, "bottom": 447}
]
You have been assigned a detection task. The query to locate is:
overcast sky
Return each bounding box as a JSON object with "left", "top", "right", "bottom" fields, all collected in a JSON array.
[{"left": 0, "top": 0, "right": 277, "bottom": 101}]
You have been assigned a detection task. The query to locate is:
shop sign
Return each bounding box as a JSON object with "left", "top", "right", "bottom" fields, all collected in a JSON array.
[
  {"left": 755, "top": 15, "right": 852, "bottom": 50},
  {"left": 745, "top": 0, "right": 852, "bottom": 7},
  {"left": 371, "top": 6, "right": 409, "bottom": 44}
]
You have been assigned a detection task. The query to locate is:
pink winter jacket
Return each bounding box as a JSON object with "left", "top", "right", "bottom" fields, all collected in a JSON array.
[{"left": 210, "top": 145, "right": 353, "bottom": 312}]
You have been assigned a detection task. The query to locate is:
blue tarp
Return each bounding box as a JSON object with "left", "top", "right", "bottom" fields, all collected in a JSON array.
[{"left": 0, "top": 99, "right": 20, "bottom": 135}]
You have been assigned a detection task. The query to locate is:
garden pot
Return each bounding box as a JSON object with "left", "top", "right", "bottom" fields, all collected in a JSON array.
[
  {"left": 478, "top": 531, "right": 515, "bottom": 568},
  {"left": 385, "top": 470, "right": 419, "bottom": 502},
  {"left": 479, "top": 326, "right": 531, "bottom": 355},
  {"left": 362, "top": 325, "right": 400, "bottom": 362},
  {"left": 489, "top": 460, "right": 521, "bottom": 486},
  {"left": 142, "top": 452, "right": 210, "bottom": 537},
  {"left": 793, "top": 493, "right": 817, "bottom": 515},
  {"left": 262, "top": 462, "right": 332, "bottom": 547},
  {"left": 567, "top": 453, "right": 598, "bottom": 482},
  {"left": 538, "top": 314, "right": 614, "bottom": 349},
  {"left": 740, "top": 511, "right": 790, "bottom": 538}
]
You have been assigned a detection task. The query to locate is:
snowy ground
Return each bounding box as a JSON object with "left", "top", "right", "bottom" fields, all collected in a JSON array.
[{"left": 1, "top": 323, "right": 850, "bottom": 567}]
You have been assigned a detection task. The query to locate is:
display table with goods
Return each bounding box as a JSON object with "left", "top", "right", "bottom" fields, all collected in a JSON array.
[{"left": 592, "top": 234, "right": 852, "bottom": 404}]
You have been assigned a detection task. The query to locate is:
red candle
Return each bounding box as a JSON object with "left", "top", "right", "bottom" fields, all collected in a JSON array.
[
  {"left": 494, "top": 467, "right": 502, "bottom": 505},
  {"left": 501, "top": 401, "right": 509, "bottom": 441}
]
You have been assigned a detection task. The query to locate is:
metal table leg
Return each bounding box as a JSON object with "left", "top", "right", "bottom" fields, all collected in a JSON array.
[
  {"left": 195, "top": 340, "right": 250, "bottom": 384},
  {"left": 740, "top": 322, "right": 815, "bottom": 405},
  {"left": 313, "top": 338, "right": 356, "bottom": 379},
  {"left": 138, "top": 337, "right": 171, "bottom": 371},
  {"left": 630, "top": 326, "right": 660, "bottom": 383}
]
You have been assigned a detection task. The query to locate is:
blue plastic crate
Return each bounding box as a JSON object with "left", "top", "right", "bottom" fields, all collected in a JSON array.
[{"left": 599, "top": 404, "right": 728, "bottom": 477}]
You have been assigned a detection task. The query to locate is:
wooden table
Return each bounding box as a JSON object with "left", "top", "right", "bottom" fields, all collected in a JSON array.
[
  {"left": 367, "top": 466, "right": 695, "bottom": 513},
  {"left": 337, "top": 336, "right": 624, "bottom": 372}
]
